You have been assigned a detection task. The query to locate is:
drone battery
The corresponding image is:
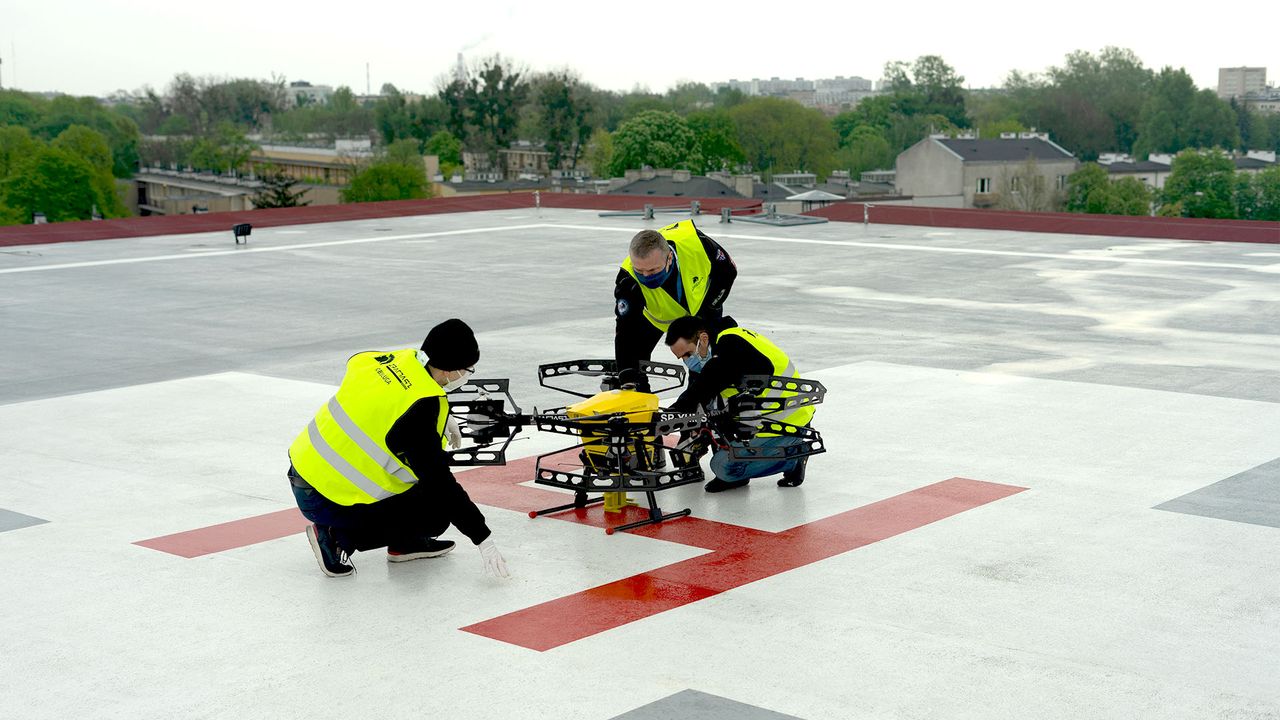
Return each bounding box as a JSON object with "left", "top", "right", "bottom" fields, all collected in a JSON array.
[{"left": 566, "top": 389, "right": 660, "bottom": 473}]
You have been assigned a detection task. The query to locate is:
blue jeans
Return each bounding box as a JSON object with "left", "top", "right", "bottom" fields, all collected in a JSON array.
[
  {"left": 289, "top": 467, "right": 448, "bottom": 552},
  {"left": 709, "top": 434, "right": 804, "bottom": 482}
]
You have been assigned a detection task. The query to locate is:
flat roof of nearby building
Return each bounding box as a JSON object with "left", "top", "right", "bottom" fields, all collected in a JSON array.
[
  {"left": 2, "top": 203, "right": 1278, "bottom": 719},
  {"left": 611, "top": 176, "right": 744, "bottom": 198}
]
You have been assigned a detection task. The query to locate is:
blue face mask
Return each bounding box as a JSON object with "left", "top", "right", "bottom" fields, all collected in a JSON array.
[
  {"left": 682, "top": 337, "right": 711, "bottom": 373},
  {"left": 635, "top": 252, "right": 673, "bottom": 289}
]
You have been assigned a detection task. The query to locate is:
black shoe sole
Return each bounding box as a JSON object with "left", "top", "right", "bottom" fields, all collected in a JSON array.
[
  {"left": 306, "top": 525, "right": 355, "bottom": 577},
  {"left": 387, "top": 543, "right": 456, "bottom": 562},
  {"left": 704, "top": 479, "right": 750, "bottom": 493}
]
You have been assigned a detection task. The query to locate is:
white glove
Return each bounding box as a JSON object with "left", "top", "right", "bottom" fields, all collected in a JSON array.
[
  {"left": 477, "top": 537, "right": 510, "bottom": 579},
  {"left": 444, "top": 414, "right": 463, "bottom": 450}
]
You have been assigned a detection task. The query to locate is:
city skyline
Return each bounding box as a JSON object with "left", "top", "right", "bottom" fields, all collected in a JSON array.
[{"left": 3, "top": 2, "right": 1273, "bottom": 98}]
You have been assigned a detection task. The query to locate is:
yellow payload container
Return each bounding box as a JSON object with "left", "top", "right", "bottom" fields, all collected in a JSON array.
[{"left": 566, "top": 389, "right": 660, "bottom": 512}]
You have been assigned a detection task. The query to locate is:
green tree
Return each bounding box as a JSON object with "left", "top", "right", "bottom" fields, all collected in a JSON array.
[
  {"left": 0, "top": 126, "right": 40, "bottom": 182},
  {"left": 51, "top": 125, "right": 127, "bottom": 218},
  {"left": 1231, "top": 99, "right": 1273, "bottom": 152},
  {"left": 1104, "top": 177, "right": 1154, "bottom": 215},
  {"left": 187, "top": 123, "right": 258, "bottom": 174},
  {"left": 1033, "top": 48, "right": 1151, "bottom": 160},
  {"left": 1134, "top": 69, "right": 1238, "bottom": 158},
  {"left": 728, "top": 97, "right": 837, "bottom": 178},
  {"left": 608, "top": 110, "right": 702, "bottom": 175},
  {"left": 425, "top": 130, "right": 462, "bottom": 177},
  {"left": 162, "top": 74, "right": 285, "bottom": 133},
  {"left": 0, "top": 201, "right": 24, "bottom": 226},
  {"left": 1250, "top": 165, "right": 1280, "bottom": 221},
  {"left": 384, "top": 138, "right": 424, "bottom": 168},
  {"left": 584, "top": 127, "right": 613, "bottom": 178},
  {"left": 464, "top": 55, "right": 530, "bottom": 171},
  {"left": 533, "top": 71, "right": 593, "bottom": 170},
  {"left": 1, "top": 146, "right": 99, "bottom": 222},
  {"left": 425, "top": 130, "right": 462, "bottom": 166},
  {"left": 251, "top": 170, "right": 310, "bottom": 208},
  {"left": 833, "top": 125, "right": 894, "bottom": 174},
  {"left": 909, "top": 55, "right": 968, "bottom": 128},
  {"left": 686, "top": 109, "right": 743, "bottom": 172},
  {"left": 34, "top": 94, "right": 141, "bottom": 177},
  {"left": 1065, "top": 163, "right": 1110, "bottom": 212},
  {"left": 341, "top": 161, "right": 430, "bottom": 203},
  {"left": 0, "top": 89, "right": 44, "bottom": 127},
  {"left": 1158, "top": 149, "right": 1237, "bottom": 218},
  {"left": 374, "top": 86, "right": 414, "bottom": 145},
  {"left": 665, "top": 82, "right": 715, "bottom": 114}
]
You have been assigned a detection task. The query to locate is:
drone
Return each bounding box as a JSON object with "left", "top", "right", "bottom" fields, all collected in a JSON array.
[{"left": 443, "top": 359, "right": 827, "bottom": 534}]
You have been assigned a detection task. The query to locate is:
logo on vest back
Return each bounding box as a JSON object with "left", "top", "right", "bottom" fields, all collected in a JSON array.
[
  {"left": 386, "top": 363, "right": 413, "bottom": 390},
  {"left": 374, "top": 354, "right": 395, "bottom": 364}
]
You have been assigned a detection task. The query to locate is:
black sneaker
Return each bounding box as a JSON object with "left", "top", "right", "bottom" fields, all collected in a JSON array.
[
  {"left": 306, "top": 524, "right": 355, "bottom": 577},
  {"left": 387, "top": 538, "right": 456, "bottom": 563},
  {"left": 778, "top": 458, "right": 807, "bottom": 487},
  {"left": 704, "top": 477, "right": 750, "bottom": 493}
]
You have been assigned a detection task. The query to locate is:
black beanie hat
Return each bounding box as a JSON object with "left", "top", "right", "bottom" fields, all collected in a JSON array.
[{"left": 421, "top": 318, "right": 479, "bottom": 371}]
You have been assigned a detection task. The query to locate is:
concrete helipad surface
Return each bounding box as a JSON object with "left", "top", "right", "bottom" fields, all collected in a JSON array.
[{"left": 2, "top": 207, "right": 1278, "bottom": 719}]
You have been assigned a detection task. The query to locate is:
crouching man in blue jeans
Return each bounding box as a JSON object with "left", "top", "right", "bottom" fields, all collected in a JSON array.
[
  {"left": 286, "top": 318, "right": 509, "bottom": 579},
  {"left": 664, "top": 315, "right": 816, "bottom": 493}
]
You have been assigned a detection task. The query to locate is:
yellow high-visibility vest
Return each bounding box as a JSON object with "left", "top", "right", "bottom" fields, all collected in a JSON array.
[
  {"left": 288, "top": 349, "right": 448, "bottom": 506},
  {"left": 716, "top": 327, "right": 816, "bottom": 436},
  {"left": 621, "top": 219, "right": 713, "bottom": 331}
]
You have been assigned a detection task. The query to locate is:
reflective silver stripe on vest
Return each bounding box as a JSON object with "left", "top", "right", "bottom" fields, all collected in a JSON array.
[
  {"left": 326, "top": 397, "right": 419, "bottom": 486},
  {"left": 742, "top": 360, "right": 799, "bottom": 423},
  {"left": 306, "top": 420, "right": 395, "bottom": 501}
]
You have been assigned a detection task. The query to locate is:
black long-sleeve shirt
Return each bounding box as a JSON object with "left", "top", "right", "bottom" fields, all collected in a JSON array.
[
  {"left": 614, "top": 227, "right": 737, "bottom": 387},
  {"left": 668, "top": 333, "right": 773, "bottom": 414},
  {"left": 385, "top": 397, "right": 491, "bottom": 545}
]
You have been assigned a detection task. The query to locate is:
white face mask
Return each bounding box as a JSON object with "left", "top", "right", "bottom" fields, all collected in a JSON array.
[{"left": 441, "top": 369, "right": 472, "bottom": 392}]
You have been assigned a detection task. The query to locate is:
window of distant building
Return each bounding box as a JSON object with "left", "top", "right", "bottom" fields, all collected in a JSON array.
[
  {"left": 1056, "top": 175, "right": 1067, "bottom": 190},
  {"left": 977, "top": 177, "right": 992, "bottom": 193},
  {"left": 1010, "top": 176, "right": 1023, "bottom": 193}
]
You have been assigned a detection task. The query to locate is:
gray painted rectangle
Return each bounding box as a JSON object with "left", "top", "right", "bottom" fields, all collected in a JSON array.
[
  {"left": 0, "top": 508, "right": 49, "bottom": 533},
  {"left": 611, "top": 690, "right": 804, "bottom": 720},
  {"left": 1156, "top": 457, "right": 1280, "bottom": 528}
]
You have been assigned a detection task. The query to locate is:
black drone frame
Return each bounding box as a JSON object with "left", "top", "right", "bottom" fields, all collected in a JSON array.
[
  {"left": 444, "top": 378, "right": 532, "bottom": 466},
  {"left": 536, "top": 358, "right": 687, "bottom": 397},
  {"left": 528, "top": 359, "right": 706, "bottom": 534},
  {"left": 714, "top": 374, "right": 829, "bottom": 462}
]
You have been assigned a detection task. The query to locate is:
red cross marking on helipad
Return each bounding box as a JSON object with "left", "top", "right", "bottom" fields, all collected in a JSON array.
[{"left": 135, "top": 457, "right": 1026, "bottom": 650}]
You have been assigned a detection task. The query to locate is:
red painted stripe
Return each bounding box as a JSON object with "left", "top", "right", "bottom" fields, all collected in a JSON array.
[
  {"left": 133, "top": 508, "right": 309, "bottom": 558},
  {"left": 460, "top": 478, "right": 1025, "bottom": 651}
]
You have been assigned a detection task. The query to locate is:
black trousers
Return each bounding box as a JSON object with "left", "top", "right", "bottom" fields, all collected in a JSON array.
[{"left": 288, "top": 466, "right": 449, "bottom": 552}]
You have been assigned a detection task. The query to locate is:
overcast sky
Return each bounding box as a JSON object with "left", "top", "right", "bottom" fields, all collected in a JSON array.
[{"left": 3, "top": 1, "right": 1274, "bottom": 98}]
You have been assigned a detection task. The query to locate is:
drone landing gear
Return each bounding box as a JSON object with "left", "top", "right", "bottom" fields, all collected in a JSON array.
[{"left": 528, "top": 490, "right": 691, "bottom": 535}]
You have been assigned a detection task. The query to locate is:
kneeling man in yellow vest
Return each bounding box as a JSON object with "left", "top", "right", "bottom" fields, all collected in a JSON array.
[
  {"left": 664, "top": 316, "right": 816, "bottom": 493},
  {"left": 287, "top": 318, "right": 509, "bottom": 578}
]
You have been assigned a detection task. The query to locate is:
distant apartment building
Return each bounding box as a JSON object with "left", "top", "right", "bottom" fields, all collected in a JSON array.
[
  {"left": 287, "top": 81, "right": 334, "bottom": 107},
  {"left": 133, "top": 170, "right": 260, "bottom": 215},
  {"left": 895, "top": 133, "right": 1078, "bottom": 209},
  {"left": 462, "top": 140, "right": 580, "bottom": 181},
  {"left": 1244, "top": 88, "right": 1280, "bottom": 114},
  {"left": 247, "top": 139, "right": 375, "bottom": 186},
  {"left": 716, "top": 74, "right": 877, "bottom": 112},
  {"left": 1218, "top": 67, "right": 1267, "bottom": 99}
]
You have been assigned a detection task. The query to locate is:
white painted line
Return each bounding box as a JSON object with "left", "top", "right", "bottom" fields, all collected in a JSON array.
[
  {"left": 3, "top": 220, "right": 1274, "bottom": 276},
  {"left": 0, "top": 224, "right": 545, "bottom": 274},
  {"left": 548, "top": 223, "right": 1276, "bottom": 273}
]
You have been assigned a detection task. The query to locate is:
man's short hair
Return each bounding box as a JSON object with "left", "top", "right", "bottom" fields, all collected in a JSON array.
[
  {"left": 664, "top": 315, "right": 707, "bottom": 346},
  {"left": 629, "top": 229, "right": 668, "bottom": 260}
]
